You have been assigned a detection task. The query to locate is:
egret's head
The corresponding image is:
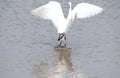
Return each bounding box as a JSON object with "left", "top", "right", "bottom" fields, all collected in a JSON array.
[{"left": 68, "top": 2, "right": 72, "bottom": 6}]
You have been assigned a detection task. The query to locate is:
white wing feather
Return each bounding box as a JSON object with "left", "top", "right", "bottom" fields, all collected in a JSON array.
[
  {"left": 31, "top": 2, "right": 103, "bottom": 33},
  {"left": 31, "top": 1, "right": 65, "bottom": 29},
  {"left": 72, "top": 3, "right": 103, "bottom": 19}
]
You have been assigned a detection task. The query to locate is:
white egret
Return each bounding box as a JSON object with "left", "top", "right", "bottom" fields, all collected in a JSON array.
[{"left": 31, "top": 1, "right": 103, "bottom": 46}]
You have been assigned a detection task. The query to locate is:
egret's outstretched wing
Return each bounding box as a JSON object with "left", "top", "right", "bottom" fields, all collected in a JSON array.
[
  {"left": 72, "top": 3, "right": 103, "bottom": 19},
  {"left": 31, "top": 1, "right": 65, "bottom": 29}
]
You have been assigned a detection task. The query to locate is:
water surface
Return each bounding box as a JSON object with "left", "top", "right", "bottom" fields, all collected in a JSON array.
[{"left": 0, "top": 0, "right": 120, "bottom": 78}]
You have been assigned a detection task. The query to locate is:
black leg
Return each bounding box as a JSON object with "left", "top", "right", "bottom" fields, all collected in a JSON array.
[
  {"left": 64, "top": 43, "right": 66, "bottom": 47},
  {"left": 58, "top": 33, "right": 65, "bottom": 41},
  {"left": 58, "top": 34, "right": 61, "bottom": 41},
  {"left": 59, "top": 40, "right": 62, "bottom": 46},
  {"left": 57, "top": 33, "right": 67, "bottom": 47},
  {"left": 64, "top": 34, "right": 66, "bottom": 47},
  {"left": 64, "top": 34, "right": 66, "bottom": 40}
]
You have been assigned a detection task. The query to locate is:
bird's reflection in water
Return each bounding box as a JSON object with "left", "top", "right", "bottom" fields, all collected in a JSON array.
[
  {"left": 32, "top": 46, "right": 85, "bottom": 78},
  {"left": 54, "top": 46, "right": 77, "bottom": 78}
]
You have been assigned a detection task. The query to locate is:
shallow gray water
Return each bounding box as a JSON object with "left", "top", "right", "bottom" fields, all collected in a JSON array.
[{"left": 0, "top": 0, "right": 120, "bottom": 78}]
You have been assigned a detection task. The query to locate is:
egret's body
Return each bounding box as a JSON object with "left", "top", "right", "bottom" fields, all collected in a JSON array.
[{"left": 31, "top": 1, "right": 103, "bottom": 46}]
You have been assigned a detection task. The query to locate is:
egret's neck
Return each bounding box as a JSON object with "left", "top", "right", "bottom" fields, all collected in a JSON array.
[{"left": 67, "top": 2, "right": 72, "bottom": 19}]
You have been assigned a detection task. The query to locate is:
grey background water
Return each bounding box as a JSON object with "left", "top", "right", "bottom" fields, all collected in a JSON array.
[{"left": 0, "top": 0, "right": 120, "bottom": 78}]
